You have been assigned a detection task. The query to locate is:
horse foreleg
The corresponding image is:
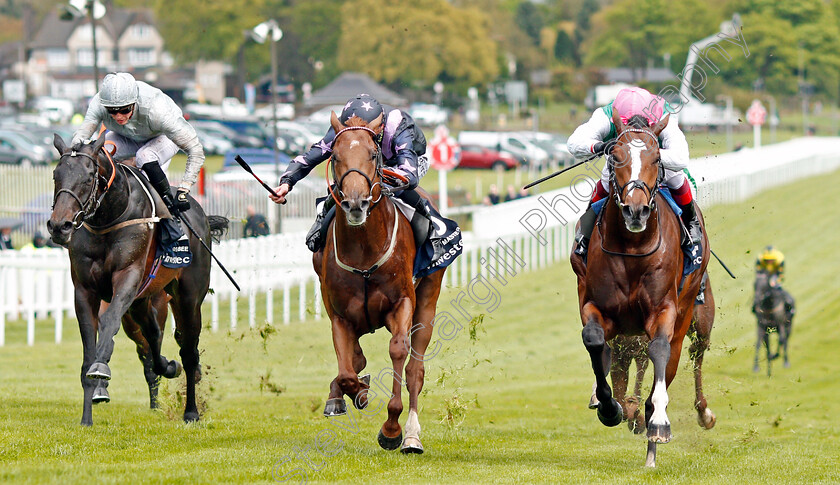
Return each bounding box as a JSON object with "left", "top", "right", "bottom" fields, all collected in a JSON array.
[
  {"left": 581, "top": 303, "right": 621, "bottom": 427},
  {"left": 609, "top": 336, "right": 634, "bottom": 431},
  {"left": 764, "top": 328, "right": 773, "bottom": 377},
  {"left": 629, "top": 338, "right": 649, "bottom": 434},
  {"left": 88, "top": 269, "right": 144, "bottom": 380},
  {"left": 644, "top": 305, "right": 678, "bottom": 450},
  {"left": 753, "top": 325, "right": 765, "bottom": 373},
  {"left": 401, "top": 272, "right": 444, "bottom": 454},
  {"left": 74, "top": 288, "right": 100, "bottom": 426},
  {"left": 378, "top": 298, "right": 414, "bottom": 451},
  {"left": 325, "top": 316, "right": 359, "bottom": 417},
  {"left": 688, "top": 322, "right": 716, "bottom": 429},
  {"left": 170, "top": 294, "right": 202, "bottom": 423}
]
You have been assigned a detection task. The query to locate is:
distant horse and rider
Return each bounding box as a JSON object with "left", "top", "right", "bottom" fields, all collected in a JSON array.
[
  {"left": 752, "top": 246, "right": 795, "bottom": 376},
  {"left": 48, "top": 134, "right": 228, "bottom": 425},
  {"left": 568, "top": 89, "right": 715, "bottom": 467}
]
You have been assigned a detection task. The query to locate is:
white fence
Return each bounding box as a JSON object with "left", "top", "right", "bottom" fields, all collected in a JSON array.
[{"left": 2, "top": 137, "right": 840, "bottom": 346}]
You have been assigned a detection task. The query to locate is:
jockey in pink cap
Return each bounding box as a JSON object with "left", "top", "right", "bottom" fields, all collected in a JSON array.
[{"left": 567, "top": 86, "right": 701, "bottom": 258}]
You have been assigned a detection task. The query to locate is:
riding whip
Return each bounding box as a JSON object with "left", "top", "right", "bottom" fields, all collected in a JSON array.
[
  {"left": 178, "top": 214, "right": 241, "bottom": 291},
  {"left": 710, "top": 248, "right": 736, "bottom": 279},
  {"left": 234, "top": 155, "right": 280, "bottom": 197},
  {"left": 523, "top": 153, "right": 600, "bottom": 190}
]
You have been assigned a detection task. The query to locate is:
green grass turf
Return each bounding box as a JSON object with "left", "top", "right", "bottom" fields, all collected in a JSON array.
[{"left": 1, "top": 169, "right": 838, "bottom": 484}]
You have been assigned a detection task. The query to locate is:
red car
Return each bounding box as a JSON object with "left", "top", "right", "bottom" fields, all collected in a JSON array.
[{"left": 456, "top": 145, "right": 520, "bottom": 171}]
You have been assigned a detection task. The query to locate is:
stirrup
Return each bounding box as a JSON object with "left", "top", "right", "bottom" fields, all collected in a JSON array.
[{"left": 573, "top": 235, "right": 589, "bottom": 257}]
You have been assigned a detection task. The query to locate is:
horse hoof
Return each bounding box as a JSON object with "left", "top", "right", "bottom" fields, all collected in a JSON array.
[
  {"left": 324, "top": 398, "right": 347, "bottom": 417},
  {"left": 697, "top": 408, "right": 716, "bottom": 429},
  {"left": 588, "top": 395, "right": 599, "bottom": 410},
  {"left": 647, "top": 423, "right": 671, "bottom": 443},
  {"left": 377, "top": 430, "right": 403, "bottom": 451},
  {"left": 183, "top": 411, "right": 200, "bottom": 423},
  {"left": 784, "top": 361, "right": 791, "bottom": 369},
  {"left": 401, "top": 437, "right": 424, "bottom": 454},
  {"left": 86, "top": 362, "right": 111, "bottom": 380},
  {"left": 597, "top": 398, "right": 623, "bottom": 427},
  {"left": 164, "top": 360, "right": 183, "bottom": 379},
  {"left": 92, "top": 386, "right": 110, "bottom": 404},
  {"left": 752, "top": 366, "right": 760, "bottom": 373}
]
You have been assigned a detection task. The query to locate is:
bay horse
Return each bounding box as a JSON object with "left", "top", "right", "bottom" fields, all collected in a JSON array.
[
  {"left": 313, "top": 112, "right": 446, "bottom": 454},
  {"left": 591, "top": 275, "right": 716, "bottom": 435},
  {"left": 47, "top": 134, "right": 227, "bottom": 425},
  {"left": 570, "top": 110, "right": 711, "bottom": 467},
  {"left": 753, "top": 271, "right": 794, "bottom": 376}
]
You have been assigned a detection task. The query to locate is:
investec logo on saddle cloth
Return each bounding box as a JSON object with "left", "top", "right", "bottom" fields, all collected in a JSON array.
[{"left": 157, "top": 234, "right": 192, "bottom": 268}]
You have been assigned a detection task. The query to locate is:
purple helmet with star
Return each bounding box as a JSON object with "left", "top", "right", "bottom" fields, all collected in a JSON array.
[{"left": 339, "top": 94, "right": 384, "bottom": 124}]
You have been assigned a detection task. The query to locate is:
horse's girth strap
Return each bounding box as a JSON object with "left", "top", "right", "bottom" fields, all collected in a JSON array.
[{"left": 82, "top": 217, "right": 161, "bottom": 235}]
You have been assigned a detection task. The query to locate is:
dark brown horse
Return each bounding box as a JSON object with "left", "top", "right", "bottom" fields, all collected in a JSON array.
[
  {"left": 47, "top": 134, "right": 227, "bottom": 425},
  {"left": 571, "top": 110, "right": 711, "bottom": 467},
  {"left": 313, "top": 112, "right": 446, "bottom": 454},
  {"left": 590, "top": 275, "right": 716, "bottom": 434},
  {"left": 753, "top": 271, "right": 794, "bottom": 376}
]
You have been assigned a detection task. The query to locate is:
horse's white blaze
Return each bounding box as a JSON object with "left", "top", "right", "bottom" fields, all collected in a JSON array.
[
  {"left": 627, "top": 140, "right": 645, "bottom": 198},
  {"left": 405, "top": 409, "right": 421, "bottom": 439},
  {"left": 349, "top": 140, "right": 360, "bottom": 148},
  {"left": 649, "top": 376, "right": 670, "bottom": 426}
]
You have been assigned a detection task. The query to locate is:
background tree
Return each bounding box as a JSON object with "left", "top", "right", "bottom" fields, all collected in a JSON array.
[
  {"left": 515, "top": 1, "right": 543, "bottom": 46},
  {"left": 336, "top": 0, "right": 498, "bottom": 92}
]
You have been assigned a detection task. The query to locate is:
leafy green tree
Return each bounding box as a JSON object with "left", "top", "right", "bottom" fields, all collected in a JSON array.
[
  {"left": 336, "top": 0, "right": 498, "bottom": 91},
  {"left": 554, "top": 29, "right": 576, "bottom": 64},
  {"left": 515, "top": 1, "right": 543, "bottom": 46}
]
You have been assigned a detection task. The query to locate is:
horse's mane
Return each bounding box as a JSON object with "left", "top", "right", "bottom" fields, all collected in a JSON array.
[{"left": 626, "top": 115, "right": 651, "bottom": 130}]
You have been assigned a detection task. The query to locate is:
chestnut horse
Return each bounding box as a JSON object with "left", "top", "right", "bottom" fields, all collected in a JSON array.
[
  {"left": 47, "top": 134, "right": 227, "bottom": 425},
  {"left": 571, "top": 110, "right": 711, "bottom": 467},
  {"left": 314, "top": 112, "right": 446, "bottom": 454}
]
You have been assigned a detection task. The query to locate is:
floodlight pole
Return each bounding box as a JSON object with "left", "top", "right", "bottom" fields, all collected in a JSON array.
[{"left": 88, "top": 0, "right": 99, "bottom": 91}]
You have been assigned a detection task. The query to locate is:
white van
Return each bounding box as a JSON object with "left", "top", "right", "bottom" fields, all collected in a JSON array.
[{"left": 457, "top": 131, "right": 549, "bottom": 168}]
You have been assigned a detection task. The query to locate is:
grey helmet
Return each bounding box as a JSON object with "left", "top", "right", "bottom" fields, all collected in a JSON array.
[{"left": 99, "top": 72, "right": 139, "bottom": 108}]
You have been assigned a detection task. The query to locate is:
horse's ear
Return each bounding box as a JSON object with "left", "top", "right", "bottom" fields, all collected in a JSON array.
[
  {"left": 611, "top": 107, "right": 625, "bottom": 134},
  {"left": 53, "top": 133, "right": 67, "bottom": 154},
  {"left": 91, "top": 133, "right": 107, "bottom": 155},
  {"left": 368, "top": 113, "right": 384, "bottom": 134},
  {"left": 652, "top": 113, "right": 670, "bottom": 137},
  {"left": 330, "top": 111, "right": 344, "bottom": 133}
]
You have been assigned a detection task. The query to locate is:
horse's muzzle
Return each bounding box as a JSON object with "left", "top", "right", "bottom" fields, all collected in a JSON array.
[
  {"left": 621, "top": 204, "right": 651, "bottom": 233},
  {"left": 340, "top": 198, "right": 371, "bottom": 226},
  {"left": 46, "top": 218, "right": 74, "bottom": 245}
]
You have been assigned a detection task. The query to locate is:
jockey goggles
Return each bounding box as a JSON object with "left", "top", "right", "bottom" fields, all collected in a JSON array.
[{"left": 106, "top": 104, "right": 134, "bottom": 115}]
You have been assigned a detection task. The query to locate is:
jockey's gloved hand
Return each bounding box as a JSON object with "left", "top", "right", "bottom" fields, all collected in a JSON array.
[
  {"left": 175, "top": 189, "right": 190, "bottom": 212},
  {"left": 593, "top": 141, "right": 607, "bottom": 156}
]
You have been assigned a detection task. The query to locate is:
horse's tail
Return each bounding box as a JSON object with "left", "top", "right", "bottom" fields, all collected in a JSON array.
[{"left": 207, "top": 215, "right": 229, "bottom": 243}]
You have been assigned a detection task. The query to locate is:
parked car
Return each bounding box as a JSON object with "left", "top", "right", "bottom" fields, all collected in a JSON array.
[
  {"left": 190, "top": 120, "right": 264, "bottom": 148},
  {"left": 408, "top": 103, "right": 448, "bottom": 127},
  {"left": 194, "top": 127, "right": 235, "bottom": 155},
  {"left": 457, "top": 131, "right": 550, "bottom": 168},
  {"left": 518, "top": 132, "right": 574, "bottom": 167},
  {"left": 457, "top": 145, "right": 519, "bottom": 171},
  {"left": 0, "top": 129, "right": 53, "bottom": 166}
]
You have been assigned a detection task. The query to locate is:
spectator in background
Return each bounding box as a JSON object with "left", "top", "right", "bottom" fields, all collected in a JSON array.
[
  {"left": 0, "top": 226, "right": 13, "bottom": 250},
  {"left": 0, "top": 219, "right": 20, "bottom": 250},
  {"left": 486, "top": 184, "right": 500, "bottom": 205},
  {"left": 243, "top": 205, "right": 270, "bottom": 238},
  {"left": 504, "top": 185, "right": 519, "bottom": 202},
  {"left": 20, "top": 232, "right": 52, "bottom": 252},
  {"left": 518, "top": 187, "right": 531, "bottom": 199}
]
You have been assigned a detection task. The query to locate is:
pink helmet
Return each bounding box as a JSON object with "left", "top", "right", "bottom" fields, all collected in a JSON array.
[{"left": 613, "top": 87, "right": 665, "bottom": 126}]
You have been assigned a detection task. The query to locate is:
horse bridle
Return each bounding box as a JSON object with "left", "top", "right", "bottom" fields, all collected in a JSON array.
[
  {"left": 327, "top": 126, "right": 385, "bottom": 214},
  {"left": 608, "top": 128, "right": 664, "bottom": 212},
  {"left": 52, "top": 146, "right": 116, "bottom": 230}
]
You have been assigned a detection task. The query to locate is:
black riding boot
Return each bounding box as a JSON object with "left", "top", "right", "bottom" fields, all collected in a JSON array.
[
  {"left": 679, "top": 201, "right": 702, "bottom": 246},
  {"left": 142, "top": 163, "right": 185, "bottom": 247},
  {"left": 396, "top": 189, "right": 432, "bottom": 250},
  {"left": 573, "top": 203, "right": 598, "bottom": 258},
  {"left": 306, "top": 195, "right": 335, "bottom": 252}
]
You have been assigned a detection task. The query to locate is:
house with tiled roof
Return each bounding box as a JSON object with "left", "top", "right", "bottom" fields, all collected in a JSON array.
[{"left": 24, "top": 7, "right": 169, "bottom": 100}]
